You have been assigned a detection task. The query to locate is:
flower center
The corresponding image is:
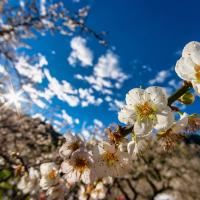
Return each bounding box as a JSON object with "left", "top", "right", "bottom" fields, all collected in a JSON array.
[
  {"left": 194, "top": 65, "right": 200, "bottom": 82},
  {"left": 95, "top": 188, "right": 102, "bottom": 195},
  {"left": 102, "top": 152, "right": 119, "bottom": 167},
  {"left": 69, "top": 141, "right": 80, "bottom": 151},
  {"left": 135, "top": 102, "right": 156, "bottom": 121},
  {"left": 86, "top": 185, "right": 94, "bottom": 193},
  {"left": 74, "top": 157, "right": 89, "bottom": 173},
  {"left": 48, "top": 169, "right": 57, "bottom": 179}
]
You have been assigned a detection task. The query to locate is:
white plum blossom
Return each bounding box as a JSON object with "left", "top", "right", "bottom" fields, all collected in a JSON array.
[
  {"left": 102, "top": 176, "right": 113, "bottom": 185},
  {"left": 17, "top": 167, "right": 40, "bottom": 195},
  {"left": 78, "top": 182, "right": 106, "bottom": 200},
  {"left": 127, "top": 138, "right": 149, "bottom": 157},
  {"left": 158, "top": 113, "right": 188, "bottom": 136},
  {"left": 118, "top": 87, "right": 174, "bottom": 136},
  {"left": 175, "top": 41, "right": 200, "bottom": 95},
  {"left": 157, "top": 113, "right": 188, "bottom": 150},
  {"left": 90, "top": 182, "right": 107, "bottom": 200},
  {"left": 171, "top": 113, "right": 188, "bottom": 133},
  {"left": 60, "top": 149, "right": 96, "bottom": 184},
  {"left": 59, "top": 133, "right": 84, "bottom": 159},
  {"left": 78, "top": 185, "right": 88, "bottom": 200},
  {"left": 118, "top": 140, "right": 129, "bottom": 153},
  {"left": 40, "top": 162, "right": 59, "bottom": 190},
  {"left": 127, "top": 140, "right": 136, "bottom": 156},
  {"left": 93, "top": 141, "right": 131, "bottom": 178}
]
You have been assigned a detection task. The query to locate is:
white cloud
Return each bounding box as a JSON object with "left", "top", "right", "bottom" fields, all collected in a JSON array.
[
  {"left": 37, "top": 54, "right": 48, "bottom": 66},
  {"left": 32, "top": 113, "right": 46, "bottom": 121},
  {"left": 68, "top": 36, "right": 93, "bottom": 67},
  {"left": 75, "top": 74, "right": 113, "bottom": 93},
  {"left": 109, "top": 99, "right": 124, "bottom": 111},
  {"left": 0, "top": 65, "right": 8, "bottom": 76},
  {"left": 174, "top": 49, "right": 182, "bottom": 56},
  {"left": 168, "top": 79, "right": 182, "bottom": 89},
  {"left": 15, "top": 54, "right": 48, "bottom": 83},
  {"left": 149, "top": 70, "right": 170, "bottom": 85},
  {"left": 54, "top": 110, "right": 79, "bottom": 129},
  {"left": 61, "top": 110, "right": 73, "bottom": 125},
  {"left": 94, "top": 119, "right": 103, "bottom": 128},
  {"left": 73, "top": 0, "right": 80, "bottom": 3},
  {"left": 32, "top": 98, "right": 46, "bottom": 109},
  {"left": 142, "top": 65, "right": 152, "bottom": 72},
  {"left": 94, "top": 51, "right": 128, "bottom": 82},
  {"left": 19, "top": 0, "right": 25, "bottom": 8},
  {"left": 81, "top": 120, "right": 105, "bottom": 140},
  {"left": 22, "top": 84, "right": 48, "bottom": 109},
  {"left": 74, "top": 118, "right": 79, "bottom": 124},
  {"left": 40, "top": 0, "right": 46, "bottom": 16},
  {"left": 105, "top": 96, "right": 112, "bottom": 102},
  {"left": 75, "top": 51, "right": 128, "bottom": 95},
  {"left": 74, "top": 51, "right": 129, "bottom": 110},
  {"left": 53, "top": 120, "right": 63, "bottom": 126},
  {"left": 81, "top": 129, "right": 91, "bottom": 140},
  {"left": 78, "top": 88, "right": 103, "bottom": 107},
  {"left": 44, "top": 69, "right": 79, "bottom": 107}
]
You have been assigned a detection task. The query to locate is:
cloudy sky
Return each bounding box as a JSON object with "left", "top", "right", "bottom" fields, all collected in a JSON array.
[{"left": 5, "top": 0, "right": 200, "bottom": 135}]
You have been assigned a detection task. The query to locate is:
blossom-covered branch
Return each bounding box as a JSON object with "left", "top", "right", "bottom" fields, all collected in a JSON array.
[{"left": 12, "top": 41, "right": 200, "bottom": 199}]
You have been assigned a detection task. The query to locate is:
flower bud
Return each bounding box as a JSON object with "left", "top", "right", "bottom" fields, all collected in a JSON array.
[{"left": 178, "top": 92, "right": 195, "bottom": 105}]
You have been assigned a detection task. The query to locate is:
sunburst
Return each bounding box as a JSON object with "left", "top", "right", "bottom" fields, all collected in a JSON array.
[{"left": 0, "top": 81, "right": 26, "bottom": 115}]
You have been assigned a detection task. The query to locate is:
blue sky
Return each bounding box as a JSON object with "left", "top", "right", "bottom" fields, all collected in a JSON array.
[{"left": 8, "top": 0, "right": 200, "bottom": 134}]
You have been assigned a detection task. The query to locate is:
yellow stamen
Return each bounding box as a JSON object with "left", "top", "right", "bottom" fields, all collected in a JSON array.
[
  {"left": 48, "top": 169, "right": 57, "bottom": 179},
  {"left": 69, "top": 141, "right": 80, "bottom": 151},
  {"left": 194, "top": 65, "right": 200, "bottom": 82},
  {"left": 135, "top": 102, "right": 156, "bottom": 121},
  {"left": 74, "top": 158, "right": 89, "bottom": 174},
  {"left": 102, "top": 152, "right": 118, "bottom": 166}
]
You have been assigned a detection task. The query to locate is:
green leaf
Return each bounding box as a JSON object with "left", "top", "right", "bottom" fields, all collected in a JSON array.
[
  {"left": 0, "top": 182, "right": 12, "bottom": 189},
  {"left": 0, "top": 169, "right": 11, "bottom": 181}
]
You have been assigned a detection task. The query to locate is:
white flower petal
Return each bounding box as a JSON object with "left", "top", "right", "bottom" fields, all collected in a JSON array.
[
  {"left": 60, "top": 161, "right": 73, "bottom": 174},
  {"left": 29, "top": 167, "right": 40, "bottom": 180},
  {"left": 100, "top": 141, "right": 116, "bottom": 153},
  {"left": 59, "top": 144, "right": 73, "bottom": 159},
  {"left": 183, "top": 41, "right": 199, "bottom": 56},
  {"left": 145, "top": 86, "right": 168, "bottom": 105},
  {"left": 183, "top": 41, "right": 200, "bottom": 65},
  {"left": 172, "top": 116, "right": 188, "bottom": 133},
  {"left": 40, "top": 162, "right": 58, "bottom": 177},
  {"left": 40, "top": 177, "right": 51, "bottom": 190},
  {"left": 118, "top": 106, "right": 135, "bottom": 125},
  {"left": 65, "top": 171, "right": 80, "bottom": 183},
  {"left": 134, "top": 120, "right": 153, "bottom": 136},
  {"left": 81, "top": 169, "right": 95, "bottom": 184},
  {"left": 175, "top": 57, "right": 196, "bottom": 81},
  {"left": 155, "top": 107, "right": 174, "bottom": 130},
  {"left": 126, "top": 88, "right": 145, "bottom": 105},
  {"left": 127, "top": 140, "right": 135, "bottom": 155},
  {"left": 192, "top": 80, "right": 200, "bottom": 96}
]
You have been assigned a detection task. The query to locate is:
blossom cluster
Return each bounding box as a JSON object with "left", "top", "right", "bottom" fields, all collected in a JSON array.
[
  {"left": 175, "top": 41, "right": 200, "bottom": 95},
  {"left": 16, "top": 41, "right": 200, "bottom": 199},
  {"left": 18, "top": 163, "right": 67, "bottom": 200},
  {"left": 17, "top": 135, "right": 116, "bottom": 199}
]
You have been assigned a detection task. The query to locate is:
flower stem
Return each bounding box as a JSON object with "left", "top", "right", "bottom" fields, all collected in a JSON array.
[{"left": 167, "top": 81, "right": 192, "bottom": 106}]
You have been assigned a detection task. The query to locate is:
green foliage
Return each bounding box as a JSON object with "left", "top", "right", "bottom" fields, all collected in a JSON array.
[{"left": 0, "top": 169, "right": 11, "bottom": 181}]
